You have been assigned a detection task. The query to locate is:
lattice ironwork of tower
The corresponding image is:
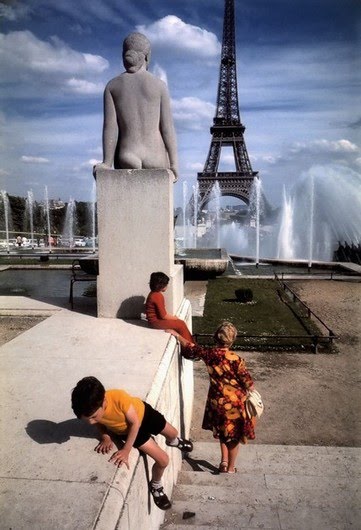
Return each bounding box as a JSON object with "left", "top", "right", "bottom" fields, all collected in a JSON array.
[{"left": 196, "top": 0, "right": 258, "bottom": 210}]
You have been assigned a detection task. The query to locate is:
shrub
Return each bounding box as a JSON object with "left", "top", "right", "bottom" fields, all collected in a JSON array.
[{"left": 235, "top": 288, "right": 253, "bottom": 303}]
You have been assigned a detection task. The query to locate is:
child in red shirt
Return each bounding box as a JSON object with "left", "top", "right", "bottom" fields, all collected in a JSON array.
[{"left": 145, "top": 271, "right": 193, "bottom": 342}]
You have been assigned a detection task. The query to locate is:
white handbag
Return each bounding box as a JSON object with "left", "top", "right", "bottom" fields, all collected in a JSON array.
[{"left": 245, "top": 389, "right": 264, "bottom": 419}]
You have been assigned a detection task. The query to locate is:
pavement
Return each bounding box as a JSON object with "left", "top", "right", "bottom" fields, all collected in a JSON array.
[
  {"left": 0, "top": 280, "right": 360, "bottom": 529},
  {"left": 0, "top": 294, "right": 177, "bottom": 530}
]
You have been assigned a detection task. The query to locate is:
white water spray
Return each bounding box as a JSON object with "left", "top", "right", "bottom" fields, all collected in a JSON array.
[
  {"left": 308, "top": 173, "right": 315, "bottom": 268},
  {"left": 182, "top": 181, "right": 188, "bottom": 249},
  {"left": 26, "top": 190, "right": 35, "bottom": 248},
  {"left": 192, "top": 182, "right": 199, "bottom": 248},
  {"left": 1, "top": 190, "right": 10, "bottom": 253},
  {"left": 63, "top": 197, "right": 77, "bottom": 247},
  {"left": 254, "top": 179, "right": 261, "bottom": 266},
  {"left": 277, "top": 187, "right": 295, "bottom": 260},
  {"left": 44, "top": 186, "right": 52, "bottom": 251},
  {"left": 91, "top": 181, "right": 97, "bottom": 253}
]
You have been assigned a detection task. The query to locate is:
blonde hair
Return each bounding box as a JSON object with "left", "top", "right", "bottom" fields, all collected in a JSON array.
[
  {"left": 213, "top": 321, "right": 237, "bottom": 347},
  {"left": 123, "top": 32, "right": 151, "bottom": 73}
]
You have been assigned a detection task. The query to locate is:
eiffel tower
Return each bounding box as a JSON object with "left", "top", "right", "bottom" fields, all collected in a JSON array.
[{"left": 196, "top": 0, "right": 258, "bottom": 210}]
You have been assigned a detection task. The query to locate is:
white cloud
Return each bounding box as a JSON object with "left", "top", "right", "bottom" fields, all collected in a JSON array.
[
  {"left": 137, "top": 16, "right": 220, "bottom": 58},
  {"left": 88, "top": 146, "right": 102, "bottom": 155},
  {"left": 172, "top": 96, "right": 215, "bottom": 130},
  {"left": 21, "top": 155, "right": 50, "bottom": 164},
  {"left": 152, "top": 63, "right": 168, "bottom": 84},
  {"left": 260, "top": 155, "right": 279, "bottom": 165},
  {"left": 187, "top": 162, "right": 203, "bottom": 171},
  {"left": 65, "top": 78, "right": 104, "bottom": 95},
  {"left": 69, "top": 23, "right": 92, "bottom": 36},
  {"left": 0, "top": 3, "right": 30, "bottom": 21},
  {"left": 255, "top": 136, "right": 361, "bottom": 207},
  {"left": 290, "top": 139, "right": 359, "bottom": 155},
  {"left": 76, "top": 158, "right": 101, "bottom": 170},
  {"left": 0, "top": 30, "right": 109, "bottom": 95}
]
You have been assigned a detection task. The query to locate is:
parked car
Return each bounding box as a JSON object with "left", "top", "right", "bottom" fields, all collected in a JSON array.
[{"left": 74, "top": 238, "right": 86, "bottom": 247}]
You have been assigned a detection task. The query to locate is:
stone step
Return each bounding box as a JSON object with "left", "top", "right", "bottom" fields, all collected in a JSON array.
[
  {"left": 161, "top": 498, "right": 349, "bottom": 529},
  {"left": 179, "top": 441, "right": 355, "bottom": 477},
  {"left": 160, "top": 442, "right": 360, "bottom": 530}
]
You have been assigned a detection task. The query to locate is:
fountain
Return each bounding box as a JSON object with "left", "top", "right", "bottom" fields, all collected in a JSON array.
[
  {"left": 0, "top": 187, "right": 100, "bottom": 256},
  {"left": 277, "top": 187, "right": 295, "bottom": 260},
  {"left": 176, "top": 181, "right": 197, "bottom": 251},
  {"left": 184, "top": 165, "right": 361, "bottom": 265},
  {"left": 182, "top": 181, "right": 188, "bottom": 250},
  {"left": 192, "top": 182, "right": 199, "bottom": 248},
  {"left": 91, "top": 181, "right": 97, "bottom": 253},
  {"left": 25, "top": 190, "right": 35, "bottom": 249},
  {"left": 174, "top": 180, "right": 229, "bottom": 278},
  {"left": 308, "top": 173, "right": 315, "bottom": 268},
  {"left": 62, "top": 197, "right": 77, "bottom": 248},
  {"left": 248, "top": 178, "right": 262, "bottom": 266},
  {"left": 275, "top": 165, "right": 361, "bottom": 262},
  {"left": 44, "top": 186, "right": 52, "bottom": 252},
  {"left": 0, "top": 190, "right": 11, "bottom": 253},
  {"left": 75, "top": 182, "right": 99, "bottom": 274},
  {"left": 211, "top": 181, "right": 221, "bottom": 249}
]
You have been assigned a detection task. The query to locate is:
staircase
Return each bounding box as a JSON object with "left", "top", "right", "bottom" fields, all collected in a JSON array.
[{"left": 160, "top": 441, "right": 358, "bottom": 529}]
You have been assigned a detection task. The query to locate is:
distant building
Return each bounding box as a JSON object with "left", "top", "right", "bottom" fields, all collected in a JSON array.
[{"left": 49, "top": 199, "right": 65, "bottom": 210}]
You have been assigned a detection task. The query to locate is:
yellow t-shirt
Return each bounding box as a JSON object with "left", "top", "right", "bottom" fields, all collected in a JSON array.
[{"left": 99, "top": 389, "right": 145, "bottom": 435}]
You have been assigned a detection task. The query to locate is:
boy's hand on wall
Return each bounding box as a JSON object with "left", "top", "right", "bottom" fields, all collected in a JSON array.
[
  {"left": 109, "top": 448, "right": 130, "bottom": 469},
  {"left": 94, "top": 434, "right": 113, "bottom": 454}
]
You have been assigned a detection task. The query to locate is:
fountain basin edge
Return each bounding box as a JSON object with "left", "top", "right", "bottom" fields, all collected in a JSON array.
[{"left": 175, "top": 248, "right": 229, "bottom": 279}]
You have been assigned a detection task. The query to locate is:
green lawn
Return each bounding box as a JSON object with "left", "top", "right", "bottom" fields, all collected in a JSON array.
[{"left": 192, "top": 277, "right": 328, "bottom": 351}]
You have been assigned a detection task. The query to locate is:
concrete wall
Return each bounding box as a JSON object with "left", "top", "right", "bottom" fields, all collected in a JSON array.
[
  {"left": 94, "top": 298, "right": 193, "bottom": 530},
  {"left": 96, "top": 169, "right": 182, "bottom": 319},
  {"left": 94, "top": 167, "right": 191, "bottom": 528}
]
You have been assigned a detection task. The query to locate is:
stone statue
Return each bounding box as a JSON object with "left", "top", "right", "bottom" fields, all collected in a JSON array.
[{"left": 94, "top": 32, "right": 178, "bottom": 181}]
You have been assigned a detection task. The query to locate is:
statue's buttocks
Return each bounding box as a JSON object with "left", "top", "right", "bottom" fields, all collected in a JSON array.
[{"left": 94, "top": 32, "right": 178, "bottom": 181}]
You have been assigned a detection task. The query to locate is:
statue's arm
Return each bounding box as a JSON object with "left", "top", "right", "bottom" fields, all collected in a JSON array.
[
  {"left": 102, "top": 86, "right": 118, "bottom": 167},
  {"left": 159, "top": 86, "right": 179, "bottom": 182},
  {"left": 93, "top": 86, "right": 117, "bottom": 177}
]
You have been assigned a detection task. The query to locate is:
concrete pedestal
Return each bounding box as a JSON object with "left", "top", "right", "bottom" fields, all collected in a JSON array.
[{"left": 96, "top": 168, "right": 183, "bottom": 318}]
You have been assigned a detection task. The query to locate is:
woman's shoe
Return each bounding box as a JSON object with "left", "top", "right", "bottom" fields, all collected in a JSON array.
[
  {"left": 227, "top": 467, "right": 237, "bottom": 474},
  {"left": 218, "top": 461, "right": 228, "bottom": 473}
]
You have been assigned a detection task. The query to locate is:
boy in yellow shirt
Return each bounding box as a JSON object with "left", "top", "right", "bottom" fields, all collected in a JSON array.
[{"left": 71, "top": 376, "right": 193, "bottom": 510}]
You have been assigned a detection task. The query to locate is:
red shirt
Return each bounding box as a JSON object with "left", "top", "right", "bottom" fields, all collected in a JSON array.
[{"left": 145, "top": 291, "right": 167, "bottom": 322}]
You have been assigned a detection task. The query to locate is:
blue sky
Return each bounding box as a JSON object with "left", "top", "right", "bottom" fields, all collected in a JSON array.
[{"left": 0, "top": 0, "right": 360, "bottom": 208}]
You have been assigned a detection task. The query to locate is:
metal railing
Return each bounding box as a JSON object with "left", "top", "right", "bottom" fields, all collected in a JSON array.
[
  {"left": 273, "top": 273, "right": 337, "bottom": 351},
  {"left": 193, "top": 333, "right": 335, "bottom": 354}
]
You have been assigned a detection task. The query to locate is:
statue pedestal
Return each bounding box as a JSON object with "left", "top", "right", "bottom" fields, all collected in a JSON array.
[{"left": 96, "top": 168, "right": 183, "bottom": 318}]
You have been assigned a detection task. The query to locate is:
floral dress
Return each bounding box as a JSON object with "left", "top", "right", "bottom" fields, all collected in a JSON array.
[{"left": 183, "top": 345, "right": 255, "bottom": 444}]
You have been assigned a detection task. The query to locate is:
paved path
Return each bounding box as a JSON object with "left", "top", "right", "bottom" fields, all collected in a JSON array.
[{"left": 0, "top": 295, "right": 174, "bottom": 530}]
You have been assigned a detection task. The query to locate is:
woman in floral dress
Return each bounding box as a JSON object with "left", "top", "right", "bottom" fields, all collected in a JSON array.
[{"left": 168, "top": 321, "right": 255, "bottom": 473}]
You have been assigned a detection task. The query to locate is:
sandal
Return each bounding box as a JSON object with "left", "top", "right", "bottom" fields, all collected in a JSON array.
[
  {"left": 227, "top": 467, "right": 237, "bottom": 474},
  {"left": 166, "top": 437, "right": 193, "bottom": 453},
  {"left": 219, "top": 461, "right": 228, "bottom": 473}
]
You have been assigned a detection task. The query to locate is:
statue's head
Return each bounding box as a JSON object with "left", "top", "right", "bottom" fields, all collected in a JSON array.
[{"left": 123, "top": 32, "right": 151, "bottom": 73}]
